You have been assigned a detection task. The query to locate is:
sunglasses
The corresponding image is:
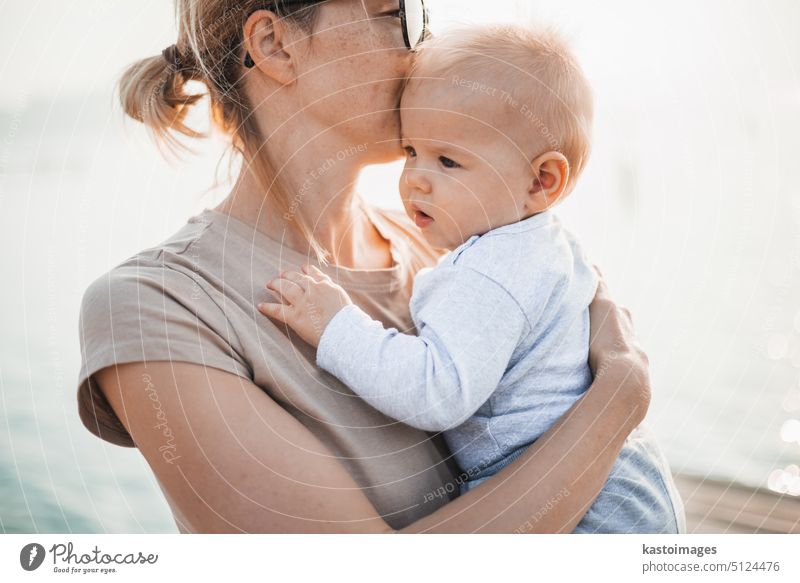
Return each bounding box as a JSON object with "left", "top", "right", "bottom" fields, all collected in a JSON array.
[{"left": 244, "top": 0, "right": 430, "bottom": 67}]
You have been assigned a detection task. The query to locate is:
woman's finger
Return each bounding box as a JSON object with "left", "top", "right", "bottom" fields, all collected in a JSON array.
[
  {"left": 619, "top": 305, "right": 633, "bottom": 326},
  {"left": 589, "top": 289, "right": 615, "bottom": 336},
  {"left": 592, "top": 267, "right": 611, "bottom": 302}
]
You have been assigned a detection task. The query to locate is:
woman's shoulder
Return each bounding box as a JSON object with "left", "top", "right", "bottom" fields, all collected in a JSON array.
[
  {"left": 80, "top": 211, "right": 223, "bottom": 308},
  {"left": 77, "top": 213, "right": 251, "bottom": 447},
  {"left": 78, "top": 213, "right": 245, "bottom": 371}
]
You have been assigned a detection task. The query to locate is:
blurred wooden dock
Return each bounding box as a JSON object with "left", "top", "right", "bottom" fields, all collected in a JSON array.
[{"left": 674, "top": 474, "right": 800, "bottom": 534}]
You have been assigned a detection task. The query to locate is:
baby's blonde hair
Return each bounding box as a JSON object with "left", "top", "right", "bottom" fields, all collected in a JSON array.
[{"left": 411, "top": 25, "right": 594, "bottom": 188}]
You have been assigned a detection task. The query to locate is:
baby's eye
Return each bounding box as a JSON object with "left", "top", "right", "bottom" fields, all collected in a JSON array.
[
  {"left": 404, "top": 146, "right": 417, "bottom": 158},
  {"left": 439, "top": 156, "right": 461, "bottom": 169}
]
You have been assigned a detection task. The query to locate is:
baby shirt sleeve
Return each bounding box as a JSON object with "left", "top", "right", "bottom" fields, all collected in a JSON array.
[{"left": 315, "top": 264, "right": 530, "bottom": 432}]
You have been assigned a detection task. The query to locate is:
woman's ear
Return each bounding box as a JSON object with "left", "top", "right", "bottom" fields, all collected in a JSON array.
[
  {"left": 526, "top": 151, "right": 570, "bottom": 213},
  {"left": 243, "top": 10, "right": 296, "bottom": 85}
]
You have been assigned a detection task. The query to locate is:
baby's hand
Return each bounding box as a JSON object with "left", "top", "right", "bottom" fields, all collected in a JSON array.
[{"left": 258, "top": 264, "right": 353, "bottom": 348}]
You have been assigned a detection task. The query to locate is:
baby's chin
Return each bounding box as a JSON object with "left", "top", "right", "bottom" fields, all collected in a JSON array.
[{"left": 420, "top": 229, "right": 460, "bottom": 253}]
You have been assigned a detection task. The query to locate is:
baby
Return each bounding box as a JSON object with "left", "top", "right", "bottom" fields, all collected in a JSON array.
[{"left": 259, "top": 25, "right": 685, "bottom": 533}]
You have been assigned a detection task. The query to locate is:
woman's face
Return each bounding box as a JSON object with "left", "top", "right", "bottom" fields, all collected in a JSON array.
[{"left": 292, "top": 0, "right": 413, "bottom": 162}]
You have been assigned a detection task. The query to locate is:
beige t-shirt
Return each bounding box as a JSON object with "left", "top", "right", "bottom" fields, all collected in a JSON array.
[{"left": 77, "top": 204, "right": 460, "bottom": 529}]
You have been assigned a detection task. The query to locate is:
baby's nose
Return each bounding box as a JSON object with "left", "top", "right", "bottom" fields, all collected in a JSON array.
[{"left": 403, "top": 168, "right": 432, "bottom": 195}]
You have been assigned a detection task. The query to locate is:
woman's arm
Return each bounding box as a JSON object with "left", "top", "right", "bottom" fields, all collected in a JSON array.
[
  {"left": 401, "top": 275, "right": 650, "bottom": 533},
  {"left": 405, "top": 279, "right": 650, "bottom": 533},
  {"left": 96, "top": 276, "right": 648, "bottom": 533},
  {"left": 96, "top": 361, "right": 393, "bottom": 533}
]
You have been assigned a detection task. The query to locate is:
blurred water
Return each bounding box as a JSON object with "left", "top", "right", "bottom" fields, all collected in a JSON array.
[
  {"left": 0, "top": 95, "right": 218, "bottom": 533},
  {"left": 2, "top": 88, "right": 798, "bottom": 533},
  {"left": 1, "top": 0, "right": 799, "bottom": 533}
]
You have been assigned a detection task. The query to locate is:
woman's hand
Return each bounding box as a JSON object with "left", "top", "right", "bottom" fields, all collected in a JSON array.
[
  {"left": 259, "top": 264, "right": 353, "bottom": 347},
  {"left": 587, "top": 268, "right": 651, "bottom": 424}
]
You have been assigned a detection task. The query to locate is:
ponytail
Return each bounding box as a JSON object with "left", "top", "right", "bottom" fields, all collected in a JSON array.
[
  {"left": 118, "top": 53, "right": 204, "bottom": 149},
  {"left": 117, "top": 0, "right": 331, "bottom": 264}
]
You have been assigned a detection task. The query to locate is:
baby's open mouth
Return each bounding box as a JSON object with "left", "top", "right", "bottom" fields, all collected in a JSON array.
[{"left": 413, "top": 209, "right": 435, "bottom": 228}]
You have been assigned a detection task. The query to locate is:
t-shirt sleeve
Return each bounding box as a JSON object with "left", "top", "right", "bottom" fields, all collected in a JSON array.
[{"left": 76, "top": 263, "right": 251, "bottom": 447}]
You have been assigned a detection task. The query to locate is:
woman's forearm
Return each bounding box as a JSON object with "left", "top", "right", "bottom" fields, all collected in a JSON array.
[
  {"left": 400, "top": 274, "right": 650, "bottom": 533},
  {"left": 400, "top": 356, "right": 647, "bottom": 533}
]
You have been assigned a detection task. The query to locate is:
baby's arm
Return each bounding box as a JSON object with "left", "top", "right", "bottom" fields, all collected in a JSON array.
[{"left": 258, "top": 264, "right": 529, "bottom": 431}]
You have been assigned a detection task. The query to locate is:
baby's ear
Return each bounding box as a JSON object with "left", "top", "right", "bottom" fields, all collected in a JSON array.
[{"left": 526, "top": 152, "right": 570, "bottom": 213}]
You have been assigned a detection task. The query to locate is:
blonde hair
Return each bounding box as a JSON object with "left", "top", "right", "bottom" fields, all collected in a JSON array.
[
  {"left": 118, "top": 1, "right": 331, "bottom": 262},
  {"left": 412, "top": 25, "right": 594, "bottom": 188}
]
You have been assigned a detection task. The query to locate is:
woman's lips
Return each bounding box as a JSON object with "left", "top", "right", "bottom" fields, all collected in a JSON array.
[{"left": 413, "top": 210, "right": 435, "bottom": 229}]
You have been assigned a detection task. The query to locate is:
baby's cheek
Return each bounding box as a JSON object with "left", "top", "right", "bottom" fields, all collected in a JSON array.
[{"left": 398, "top": 171, "right": 412, "bottom": 201}]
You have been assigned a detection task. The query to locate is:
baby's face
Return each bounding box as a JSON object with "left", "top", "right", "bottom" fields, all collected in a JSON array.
[{"left": 398, "top": 77, "right": 535, "bottom": 250}]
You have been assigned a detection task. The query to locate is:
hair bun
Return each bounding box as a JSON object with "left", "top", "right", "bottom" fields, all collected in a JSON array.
[{"left": 162, "top": 44, "right": 185, "bottom": 73}]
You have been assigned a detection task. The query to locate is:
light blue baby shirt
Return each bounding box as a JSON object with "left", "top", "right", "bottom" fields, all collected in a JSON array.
[
  {"left": 317, "top": 210, "right": 598, "bottom": 476},
  {"left": 317, "top": 210, "right": 686, "bottom": 533}
]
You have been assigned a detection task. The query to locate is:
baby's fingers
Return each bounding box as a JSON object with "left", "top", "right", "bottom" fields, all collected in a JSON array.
[
  {"left": 303, "top": 264, "right": 330, "bottom": 282},
  {"left": 282, "top": 270, "right": 318, "bottom": 292},
  {"left": 267, "top": 278, "right": 304, "bottom": 305},
  {"left": 258, "top": 301, "right": 292, "bottom": 323}
]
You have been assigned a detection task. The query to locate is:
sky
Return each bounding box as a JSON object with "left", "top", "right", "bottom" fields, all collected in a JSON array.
[{"left": 1, "top": 0, "right": 798, "bottom": 108}]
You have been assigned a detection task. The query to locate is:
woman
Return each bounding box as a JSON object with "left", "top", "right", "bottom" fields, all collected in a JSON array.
[{"left": 77, "top": 0, "right": 652, "bottom": 533}]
